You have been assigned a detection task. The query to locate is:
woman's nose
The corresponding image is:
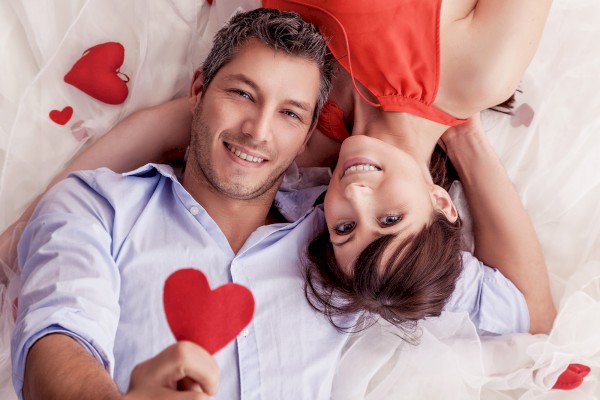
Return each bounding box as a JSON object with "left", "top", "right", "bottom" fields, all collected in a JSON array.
[{"left": 344, "top": 183, "right": 372, "bottom": 200}]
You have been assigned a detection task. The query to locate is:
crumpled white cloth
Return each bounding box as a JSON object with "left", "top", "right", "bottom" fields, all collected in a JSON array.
[{"left": 1, "top": 0, "right": 600, "bottom": 398}]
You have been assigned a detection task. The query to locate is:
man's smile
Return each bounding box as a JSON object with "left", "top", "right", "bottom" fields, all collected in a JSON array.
[{"left": 225, "top": 143, "right": 266, "bottom": 164}]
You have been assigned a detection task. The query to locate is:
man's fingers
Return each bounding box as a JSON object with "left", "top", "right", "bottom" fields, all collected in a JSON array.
[
  {"left": 162, "top": 341, "right": 220, "bottom": 395},
  {"left": 130, "top": 341, "right": 220, "bottom": 396}
]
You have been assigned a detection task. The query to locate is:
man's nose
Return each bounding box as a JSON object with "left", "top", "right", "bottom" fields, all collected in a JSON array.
[{"left": 241, "top": 110, "right": 272, "bottom": 142}]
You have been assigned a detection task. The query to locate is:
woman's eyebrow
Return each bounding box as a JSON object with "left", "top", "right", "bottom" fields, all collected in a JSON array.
[{"left": 331, "top": 234, "right": 355, "bottom": 247}]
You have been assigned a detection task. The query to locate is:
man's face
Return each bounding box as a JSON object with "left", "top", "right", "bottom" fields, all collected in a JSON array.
[{"left": 186, "top": 40, "right": 321, "bottom": 200}]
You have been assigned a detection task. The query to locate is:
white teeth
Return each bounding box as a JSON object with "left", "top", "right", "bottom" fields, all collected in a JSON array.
[
  {"left": 227, "top": 144, "right": 264, "bottom": 163},
  {"left": 343, "top": 164, "right": 380, "bottom": 176}
]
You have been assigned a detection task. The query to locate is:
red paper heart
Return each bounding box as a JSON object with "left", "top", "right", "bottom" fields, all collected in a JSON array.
[
  {"left": 49, "top": 106, "right": 73, "bottom": 125},
  {"left": 552, "top": 363, "right": 591, "bottom": 390},
  {"left": 64, "top": 42, "right": 129, "bottom": 105},
  {"left": 163, "top": 269, "right": 255, "bottom": 355}
]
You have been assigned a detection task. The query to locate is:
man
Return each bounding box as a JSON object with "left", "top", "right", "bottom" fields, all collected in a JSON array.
[{"left": 12, "top": 9, "right": 342, "bottom": 399}]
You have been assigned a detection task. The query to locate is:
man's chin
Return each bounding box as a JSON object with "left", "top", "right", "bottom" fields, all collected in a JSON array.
[{"left": 213, "top": 181, "right": 274, "bottom": 200}]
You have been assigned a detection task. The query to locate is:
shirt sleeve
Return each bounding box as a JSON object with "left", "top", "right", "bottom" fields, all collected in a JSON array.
[
  {"left": 10, "top": 176, "right": 121, "bottom": 398},
  {"left": 444, "top": 251, "right": 530, "bottom": 335}
]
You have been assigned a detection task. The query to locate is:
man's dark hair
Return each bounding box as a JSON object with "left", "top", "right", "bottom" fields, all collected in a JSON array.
[{"left": 201, "top": 8, "right": 333, "bottom": 127}]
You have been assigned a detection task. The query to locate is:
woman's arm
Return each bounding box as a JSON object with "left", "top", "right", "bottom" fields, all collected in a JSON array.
[
  {"left": 0, "top": 98, "right": 191, "bottom": 269},
  {"left": 441, "top": 0, "right": 553, "bottom": 115},
  {"left": 8, "top": 98, "right": 191, "bottom": 221},
  {"left": 59, "top": 96, "right": 192, "bottom": 180},
  {"left": 442, "top": 115, "right": 556, "bottom": 334}
]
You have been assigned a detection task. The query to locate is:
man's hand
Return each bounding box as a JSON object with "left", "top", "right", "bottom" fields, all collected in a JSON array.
[
  {"left": 124, "top": 341, "right": 220, "bottom": 400},
  {"left": 22, "top": 335, "right": 219, "bottom": 400}
]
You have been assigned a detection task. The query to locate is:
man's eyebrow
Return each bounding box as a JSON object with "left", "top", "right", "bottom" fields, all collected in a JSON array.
[
  {"left": 223, "top": 74, "right": 312, "bottom": 113},
  {"left": 285, "top": 99, "right": 312, "bottom": 113},
  {"left": 223, "top": 74, "right": 259, "bottom": 91}
]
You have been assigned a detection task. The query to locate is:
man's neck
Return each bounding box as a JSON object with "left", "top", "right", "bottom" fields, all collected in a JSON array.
[{"left": 182, "top": 172, "right": 278, "bottom": 254}]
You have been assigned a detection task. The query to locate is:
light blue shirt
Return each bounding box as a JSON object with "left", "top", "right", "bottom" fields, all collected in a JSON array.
[
  {"left": 12, "top": 164, "right": 351, "bottom": 400},
  {"left": 12, "top": 164, "right": 528, "bottom": 399}
]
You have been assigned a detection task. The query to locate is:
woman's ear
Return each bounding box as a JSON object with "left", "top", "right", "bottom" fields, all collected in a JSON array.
[
  {"left": 430, "top": 185, "right": 459, "bottom": 223},
  {"left": 188, "top": 70, "right": 203, "bottom": 112}
]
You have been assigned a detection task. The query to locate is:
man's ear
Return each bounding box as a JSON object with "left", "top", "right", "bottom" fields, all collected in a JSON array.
[
  {"left": 188, "top": 70, "right": 204, "bottom": 112},
  {"left": 430, "top": 185, "right": 458, "bottom": 223}
]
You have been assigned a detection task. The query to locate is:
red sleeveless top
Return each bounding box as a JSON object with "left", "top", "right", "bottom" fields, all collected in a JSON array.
[{"left": 263, "top": 0, "right": 466, "bottom": 141}]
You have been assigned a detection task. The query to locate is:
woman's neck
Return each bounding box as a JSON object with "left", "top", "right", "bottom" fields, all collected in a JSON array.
[{"left": 351, "top": 96, "right": 449, "bottom": 182}]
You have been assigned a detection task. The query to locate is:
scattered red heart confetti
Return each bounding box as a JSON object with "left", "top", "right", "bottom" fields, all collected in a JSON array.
[
  {"left": 163, "top": 269, "right": 255, "bottom": 355},
  {"left": 70, "top": 120, "right": 89, "bottom": 141},
  {"left": 510, "top": 103, "right": 535, "bottom": 128},
  {"left": 552, "top": 363, "right": 591, "bottom": 390},
  {"left": 64, "top": 42, "right": 129, "bottom": 105},
  {"left": 49, "top": 106, "right": 73, "bottom": 125}
]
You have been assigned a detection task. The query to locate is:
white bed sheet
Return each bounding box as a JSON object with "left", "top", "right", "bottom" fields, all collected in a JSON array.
[{"left": 0, "top": 0, "right": 598, "bottom": 399}]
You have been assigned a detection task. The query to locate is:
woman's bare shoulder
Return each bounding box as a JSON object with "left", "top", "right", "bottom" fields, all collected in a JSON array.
[{"left": 436, "top": 0, "right": 552, "bottom": 116}]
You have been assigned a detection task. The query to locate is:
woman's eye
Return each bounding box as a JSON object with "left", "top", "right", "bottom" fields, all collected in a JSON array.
[
  {"left": 380, "top": 215, "right": 401, "bottom": 226},
  {"left": 333, "top": 222, "right": 355, "bottom": 235}
]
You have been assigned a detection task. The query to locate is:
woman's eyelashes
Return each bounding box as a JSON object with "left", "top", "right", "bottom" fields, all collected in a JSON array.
[
  {"left": 333, "top": 222, "right": 355, "bottom": 235},
  {"left": 332, "top": 215, "right": 402, "bottom": 235},
  {"left": 379, "top": 214, "right": 402, "bottom": 226}
]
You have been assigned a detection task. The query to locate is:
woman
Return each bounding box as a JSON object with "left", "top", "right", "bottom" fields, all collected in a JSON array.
[
  {"left": 261, "top": 0, "right": 555, "bottom": 336},
  {"left": 1, "top": 0, "right": 555, "bottom": 336}
]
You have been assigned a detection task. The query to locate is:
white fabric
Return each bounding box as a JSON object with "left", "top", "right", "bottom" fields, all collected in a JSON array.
[{"left": 1, "top": 0, "right": 599, "bottom": 398}]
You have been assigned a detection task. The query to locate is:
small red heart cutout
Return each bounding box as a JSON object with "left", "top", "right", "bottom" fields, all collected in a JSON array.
[
  {"left": 552, "top": 363, "right": 591, "bottom": 390},
  {"left": 163, "top": 269, "right": 255, "bottom": 355},
  {"left": 64, "top": 42, "right": 129, "bottom": 105},
  {"left": 49, "top": 106, "right": 73, "bottom": 125}
]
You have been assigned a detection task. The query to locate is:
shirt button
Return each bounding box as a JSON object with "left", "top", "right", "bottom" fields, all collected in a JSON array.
[
  {"left": 190, "top": 206, "right": 200, "bottom": 216},
  {"left": 240, "top": 328, "right": 250, "bottom": 337}
]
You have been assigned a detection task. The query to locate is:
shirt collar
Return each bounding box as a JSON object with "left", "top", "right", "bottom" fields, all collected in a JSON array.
[{"left": 122, "top": 163, "right": 178, "bottom": 180}]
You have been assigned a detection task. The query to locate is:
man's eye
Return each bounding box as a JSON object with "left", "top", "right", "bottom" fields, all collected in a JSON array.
[
  {"left": 333, "top": 222, "right": 355, "bottom": 235},
  {"left": 283, "top": 110, "right": 300, "bottom": 120},
  {"left": 231, "top": 89, "right": 251, "bottom": 99},
  {"left": 379, "top": 215, "right": 401, "bottom": 226}
]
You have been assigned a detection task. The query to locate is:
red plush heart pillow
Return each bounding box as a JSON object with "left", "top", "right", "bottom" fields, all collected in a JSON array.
[{"left": 64, "top": 42, "right": 129, "bottom": 105}]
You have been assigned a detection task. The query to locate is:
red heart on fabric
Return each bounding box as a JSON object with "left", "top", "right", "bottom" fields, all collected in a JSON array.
[
  {"left": 64, "top": 42, "right": 129, "bottom": 105},
  {"left": 206, "top": 0, "right": 213, "bottom": 4},
  {"left": 552, "top": 363, "right": 591, "bottom": 390},
  {"left": 49, "top": 106, "right": 73, "bottom": 125},
  {"left": 163, "top": 269, "right": 255, "bottom": 355}
]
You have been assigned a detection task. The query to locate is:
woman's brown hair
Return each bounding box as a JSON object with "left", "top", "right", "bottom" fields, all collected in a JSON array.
[{"left": 305, "top": 213, "right": 462, "bottom": 342}]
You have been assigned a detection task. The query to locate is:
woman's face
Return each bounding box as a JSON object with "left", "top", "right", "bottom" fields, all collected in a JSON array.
[{"left": 324, "top": 135, "right": 456, "bottom": 272}]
